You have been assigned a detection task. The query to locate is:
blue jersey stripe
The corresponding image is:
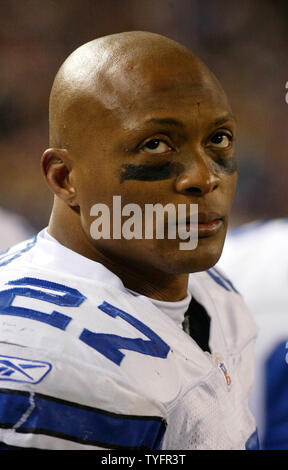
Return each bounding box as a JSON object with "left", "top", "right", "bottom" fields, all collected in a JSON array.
[
  {"left": 0, "top": 388, "right": 166, "bottom": 449},
  {"left": 206, "top": 267, "right": 239, "bottom": 294},
  {"left": 263, "top": 341, "right": 288, "bottom": 450},
  {"left": 245, "top": 429, "right": 259, "bottom": 450},
  {"left": 0, "top": 237, "right": 37, "bottom": 268}
]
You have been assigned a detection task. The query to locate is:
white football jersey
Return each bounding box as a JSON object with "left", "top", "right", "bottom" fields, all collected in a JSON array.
[
  {"left": 0, "top": 229, "right": 258, "bottom": 450},
  {"left": 218, "top": 219, "right": 288, "bottom": 449}
]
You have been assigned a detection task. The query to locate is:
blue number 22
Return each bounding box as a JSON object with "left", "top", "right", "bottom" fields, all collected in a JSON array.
[{"left": 0, "top": 277, "right": 170, "bottom": 365}]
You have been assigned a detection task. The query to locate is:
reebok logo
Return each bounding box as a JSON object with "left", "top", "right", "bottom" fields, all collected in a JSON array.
[{"left": 0, "top": 355, "right": 52, "bottom": 384}]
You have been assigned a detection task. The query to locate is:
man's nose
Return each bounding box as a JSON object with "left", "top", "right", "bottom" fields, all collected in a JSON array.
[{"left": 175, "top": 153, "right": 220, "bottom": 196}]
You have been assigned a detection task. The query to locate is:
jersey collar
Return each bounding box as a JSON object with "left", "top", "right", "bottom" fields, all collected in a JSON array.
[{"left": 31, "top": 228, "right": 127, "bottom": 291}]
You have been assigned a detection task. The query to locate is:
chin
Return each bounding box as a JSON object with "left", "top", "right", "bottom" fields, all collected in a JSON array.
[{"left": 156, "top": 237, "right": 225, "bottom": 274}]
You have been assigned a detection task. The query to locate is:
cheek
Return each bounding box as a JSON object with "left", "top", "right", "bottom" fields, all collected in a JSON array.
[
  {"left": 222, "top": 171, "right": 238, "bottom": 191},
  {"left": 223, "top": 172, "right": 237, "bottom": 203},
  {"left": 231, "top": 172, "right": 238, "bottom": 195},
  {"left": 75, "top": 164, "right": 120, "bottom": 207},
  {"left": 118, "top": 180, "right": 175, "bottom": 208}
]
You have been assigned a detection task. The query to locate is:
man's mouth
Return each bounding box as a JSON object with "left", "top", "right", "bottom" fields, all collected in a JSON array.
[{"left": 177, "top": 212, "right": 224, "bottom": 238}]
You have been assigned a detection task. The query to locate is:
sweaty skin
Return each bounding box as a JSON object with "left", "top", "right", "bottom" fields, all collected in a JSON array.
[{"left": 42, "top": 31, "right": 237, "bottom": 301}]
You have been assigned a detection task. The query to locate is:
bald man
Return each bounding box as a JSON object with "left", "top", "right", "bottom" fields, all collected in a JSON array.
[{"left": 0, "top": 32, "right": 258, "bottom": 450}]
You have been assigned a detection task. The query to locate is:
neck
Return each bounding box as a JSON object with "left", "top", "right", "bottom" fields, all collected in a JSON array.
[
  {"left": 113, "top": 266, "right": 189, "bottom": 301},
  {"left": 48, "top": 201, "right": 189, "bottom": 302}
]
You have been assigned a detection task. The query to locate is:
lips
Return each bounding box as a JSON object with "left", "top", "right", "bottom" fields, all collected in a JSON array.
[
  {"left": 197, "top": 212, "right": 223, "bottom": 224},
  {"left": 177, "top": 212, "right": 224, "bottom": 238},
  {"left": 196, "top": 212, "right": 224, "bottom": 237},
  {"left": 166, "top": 210, "right": 225, "bottom": 239}
]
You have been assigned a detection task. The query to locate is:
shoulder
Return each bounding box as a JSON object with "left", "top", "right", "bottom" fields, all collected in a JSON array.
[
  {"left": 229, "top": 218, "right": 288, "bottom": 239},
  {"left": 220, "top": 218, "right": 288, "bottom": 265},
  {"left": 189, "top": 267, "right": 258, "bottom": 353},
  {"left": 0, "top": 257, "right": 168, "bottom": 449},
  {"left": 218, "top": 218, "right": 288, "bottom": 313},
  {"left": 0, "top": 342, "right": 166, "bottom": 450}
]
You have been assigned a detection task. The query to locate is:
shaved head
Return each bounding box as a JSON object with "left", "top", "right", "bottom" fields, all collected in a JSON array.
[{"left": 49, "top": 31, "right": 227, "bottom": 149}]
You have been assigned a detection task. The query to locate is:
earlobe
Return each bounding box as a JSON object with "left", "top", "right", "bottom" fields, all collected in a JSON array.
[{"left": 41, "top": 148, "right": 78, "bottom": 206}]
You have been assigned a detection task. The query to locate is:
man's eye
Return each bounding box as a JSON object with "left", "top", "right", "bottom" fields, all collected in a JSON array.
[
  {"left": 209, "top": 133, "right": 232, "bottom": 149},
  {"left": 142, "top": 139, "right": 172, "bottom": 154}
]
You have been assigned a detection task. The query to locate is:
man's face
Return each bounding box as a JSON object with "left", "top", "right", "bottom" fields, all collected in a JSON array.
[{"left": 69, "top": 54, "right": 237, "bottom": 274}]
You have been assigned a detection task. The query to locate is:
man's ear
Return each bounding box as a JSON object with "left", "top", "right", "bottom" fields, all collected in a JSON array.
[{"left": 41, "top": 148, "right": 78, "bottom": 207}]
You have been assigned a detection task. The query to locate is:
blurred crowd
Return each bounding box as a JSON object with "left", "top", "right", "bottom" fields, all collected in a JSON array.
[{"left": 0, "top": 0, "right": 287, "bottom": 234}]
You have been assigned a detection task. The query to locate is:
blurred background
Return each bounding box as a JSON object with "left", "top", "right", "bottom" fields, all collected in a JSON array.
[{"left": 0, "top": 0, "right": 287, "bottom": 240}]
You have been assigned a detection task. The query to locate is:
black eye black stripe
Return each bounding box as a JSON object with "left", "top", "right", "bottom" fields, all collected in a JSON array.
[
  {"left": 210, "top": 156, "right": 237, "bottom": 175},
  {"left": 120, "top": 156, "right": 237, "bottom": 183},
  {"left": 120, "top": 162, "right": 184, "bottom": 182}
]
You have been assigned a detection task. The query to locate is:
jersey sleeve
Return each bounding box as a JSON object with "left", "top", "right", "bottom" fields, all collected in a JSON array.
[{"left": 0, "top": 342, "right": 166, "bottom": 450}]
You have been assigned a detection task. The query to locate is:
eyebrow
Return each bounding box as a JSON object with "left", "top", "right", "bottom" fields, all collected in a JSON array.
[
  {"left": 143, "top": 117, "right": 185, "bottom": 128},
  {"left": 142, "top": 113, "right": 235, "bottom": 130},
  {"left": 212, "top": 113, "right": 236, "bottom": 127}
]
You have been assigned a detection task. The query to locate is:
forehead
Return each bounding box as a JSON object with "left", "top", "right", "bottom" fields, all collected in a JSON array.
[
  {"left": 92, "top": 55, "right": 231, "bottom": 129},
  {"left": 59, "top": 48, "right": 232, "bottom": 151}
]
